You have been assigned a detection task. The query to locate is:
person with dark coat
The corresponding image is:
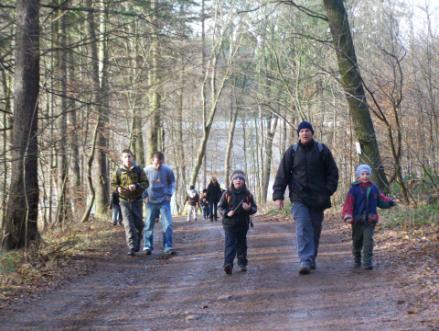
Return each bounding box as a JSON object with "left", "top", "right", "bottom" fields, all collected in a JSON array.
[
  {"left": 218, "top": 170, "right": 257, "bottom": 274},
  {"left": 272, "top": 121, "right": 339, "bottom": 275},
  {"left": 206, "top": 177, "right": 222, "bottom": 221},
  {"left": 110, "top": 191, "right": 122, "bottom": 226}
]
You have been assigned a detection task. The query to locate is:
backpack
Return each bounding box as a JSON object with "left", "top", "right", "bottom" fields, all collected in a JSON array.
[{"left": 289, "top": 142, "right": 325, "bottom": 173}]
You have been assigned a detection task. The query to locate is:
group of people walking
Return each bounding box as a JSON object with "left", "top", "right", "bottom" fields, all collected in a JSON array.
[
  {"left": 185, "top": 177, "right": 223, "bottom": 222},
  {"left": 110, "top": 120, "right": 396, "bottom": 276},
  {"left": 111, "top": 151, "right": 176, "bottom": 256}
]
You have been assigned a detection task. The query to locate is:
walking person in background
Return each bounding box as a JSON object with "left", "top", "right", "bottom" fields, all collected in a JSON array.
[
  {"left": 272, "top": 121, "right": 339, "bottom": 275},
  {"left": 111, "top": 149, "right": 149, "bottom": 256},
  {"left": 207, "top": 177, "right": 222, "bottom": 222},
  {"left": 185, "top": 185, "right": 200, "bottom": 222},
  {"left": 342, "top": 164, "right": 397, "bottom": 270},
  {"left": 200, "top": 189, "right": 210, "bottom": 221},
  {"left": 218, "top": 170, "right": 257, "bottom": 274},
  {"left": 110, "top": 190, "right": 122, "bottom": 226},
  {"left": 143, "top": 152, "right": 176, "bottom": 255}
]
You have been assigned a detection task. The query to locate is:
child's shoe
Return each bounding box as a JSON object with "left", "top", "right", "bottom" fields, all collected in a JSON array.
[{"left": 224, "top": 264, "right": 233, "bottom": 275}]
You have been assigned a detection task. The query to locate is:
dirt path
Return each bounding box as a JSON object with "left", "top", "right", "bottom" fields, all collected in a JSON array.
[{"left": 0, "top": 216, "right": 435, "bottom": 330}]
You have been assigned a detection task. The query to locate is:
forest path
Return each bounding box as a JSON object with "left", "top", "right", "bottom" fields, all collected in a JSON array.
[{"left": 0, "top": 216, "right": 430, "bottom": 330}]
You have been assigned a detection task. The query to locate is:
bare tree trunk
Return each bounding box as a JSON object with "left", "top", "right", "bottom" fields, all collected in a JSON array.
[
  {"left": 86, "top": 0, "right": 109, "bottom": 218},
  {"left": 261, "top": 114, "right": 278, "bottom": 203},
  {"left": 55, "top": 1, "right": 69, "bottom": 226},
  {"left": 67, "top": 40, "right": 82, "bottom": 218},
  {"left": 81, "top": 121, "right": 99, "bottom": 223},
  {"left": 146, "top": 0, "right": 161, "bottom": 162},
  {"left": 323, "top": 0, "right": 389, "bottom": 191},
  {"left": 224, "top": 83, "right": 239, "bottom": 183},
  {"left": 1, "top": 69, "right": 12, "bottom": 232},
  {"left": 3, "top": 0, "right": 40, "bottom": 250}
]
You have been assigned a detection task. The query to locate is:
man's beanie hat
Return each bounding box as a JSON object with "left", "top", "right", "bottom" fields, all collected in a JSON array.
[
  {"left": 230, "top": 170, "right": 246, "bottom": 182},
  {"left": 355, "top": 164, "right": 372, "bottom": 178},
  {"left": 297, "top": 121, "right": 314, "bottom": 135}
]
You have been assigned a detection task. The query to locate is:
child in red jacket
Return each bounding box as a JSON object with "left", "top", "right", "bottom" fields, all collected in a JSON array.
[{"left": 342, "top": 164, "right": 396, "bottom": 270}]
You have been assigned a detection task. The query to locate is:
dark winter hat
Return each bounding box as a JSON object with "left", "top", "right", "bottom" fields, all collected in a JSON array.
[
  {"left": 230, "top": 170, "right": 246, "bottom": 182},
  {"left": 297, "top": 121, "right": 314, "bottom": 136}
]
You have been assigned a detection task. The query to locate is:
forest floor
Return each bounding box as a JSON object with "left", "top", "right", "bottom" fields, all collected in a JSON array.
[{"left": 0, "top": 213, "right": 437, "bottom": 330}]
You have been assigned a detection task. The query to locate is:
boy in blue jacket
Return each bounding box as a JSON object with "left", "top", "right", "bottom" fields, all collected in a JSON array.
[{"left": 342, "top": 164, "right": 396, "bottom": 270}]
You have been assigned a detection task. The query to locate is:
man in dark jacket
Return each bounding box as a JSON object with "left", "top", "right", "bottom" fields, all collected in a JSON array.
[{"left": 272, "top": 121, "right": 339, "bottom": 275}]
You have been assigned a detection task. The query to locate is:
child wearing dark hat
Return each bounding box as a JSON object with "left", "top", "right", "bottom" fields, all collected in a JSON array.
[
  {"left": 218, "top": 170, "right": 257, "bottom": 274},
  {"left": 342, "top": 164, "right": 397, "bottom": 269}
]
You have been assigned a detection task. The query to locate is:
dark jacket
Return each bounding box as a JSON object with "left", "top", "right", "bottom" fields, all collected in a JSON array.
[
  {"left": 218, "top": 188, "right": 257, "bottom": 229},
  {"left": 272, "top": 140, "right": 339, "bottom": 210},
  {"left": 207, "top": 181, "right": 222, "bottom": 203},
  {"left": 110, "top": 191, "right": 120, "bottom": 208}
]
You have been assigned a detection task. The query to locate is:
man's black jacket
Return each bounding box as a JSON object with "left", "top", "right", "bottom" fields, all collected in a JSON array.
[{"left": 272, "top": 140, "right": 339, "bottom": 210}]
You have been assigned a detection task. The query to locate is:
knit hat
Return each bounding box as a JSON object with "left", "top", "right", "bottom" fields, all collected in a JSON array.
[
  {"left": 230, "top": 170, "right": 246, "bottom": 182},
  {"left": 297, "top": 121, "right": 314, "bottom": 136},
  {"left": 355, "top": 164, "right": 372, "bottom": 178}
]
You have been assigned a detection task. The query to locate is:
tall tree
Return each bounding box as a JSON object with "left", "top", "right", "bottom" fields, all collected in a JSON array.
[
  {"left": 323, "top": 0, "right": 389, "bottom": 191},
  {"left": 3, "top": 0, "right": 40, "bottom": 249},
  {"left": 146, "top": 0, "right": 161, "bottom": 162}
]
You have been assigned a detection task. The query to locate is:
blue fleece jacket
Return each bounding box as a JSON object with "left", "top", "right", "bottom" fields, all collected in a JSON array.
[{"left": 143, "top": 164, "right": 176, "bottom": 204}]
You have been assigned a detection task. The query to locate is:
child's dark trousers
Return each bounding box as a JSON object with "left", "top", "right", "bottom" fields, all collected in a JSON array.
[{"left": 224, "top": 227, "right": 248, "bottom": 268}]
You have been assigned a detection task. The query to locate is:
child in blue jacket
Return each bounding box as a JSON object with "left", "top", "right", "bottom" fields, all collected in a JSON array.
[{"left": 342, "top": 164, "right": 396, "bottom": 270}]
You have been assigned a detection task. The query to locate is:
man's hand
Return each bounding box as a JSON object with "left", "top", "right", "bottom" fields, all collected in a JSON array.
[
  {"left": 117, "top": 187, "right": 123, "bottom": 194},
  {"left": 274, "top": 200, "right": 284, "bottom": 210},
  {"left": 144, "top": 197, "right": 149, "bottom": 204},
  {"left": 128, "top": 184, "right": 137, "bottom": 191},
  {"left": 242, "top": 202, "right": 251, "bottom": 210},
  {"left": 227, "top": 210, "right": 235, "bottom": 217}
]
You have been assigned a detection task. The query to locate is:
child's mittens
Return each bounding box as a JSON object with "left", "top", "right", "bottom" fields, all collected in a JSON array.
[{"left": 343, "top": 215, "right": 352, "bottom": 224}]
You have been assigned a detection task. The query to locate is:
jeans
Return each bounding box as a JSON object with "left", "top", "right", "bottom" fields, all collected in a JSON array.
[
  {"left": 209, "top": 201, "right": 218, "bottom": 220},
  {"left": 224, "top": 226, "right": 249, "bottom": 268},
  {"left": 144, "top": 200, "right": 173, "bottom": 252},
  {"left": 119, "top": 199, "right": 143, "bottom": 251},
  {"left": 201, "top": 205, "right": 209, "bottom": 219},
  {"left": 112, "top": 204, "right": 122, "bottom": 224},
  {"left": 291, "top": 201, "right": 324, "bottom": 266},
  {"left": 187, "top": 205, "right": 198, "bottom": 221},
  {"left": 352, "top": 222, "right": 375, "bottom": 266}
]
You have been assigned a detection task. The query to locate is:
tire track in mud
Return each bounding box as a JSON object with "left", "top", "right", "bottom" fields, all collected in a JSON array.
[{"left": 0, "top": 217, "right": 428, "bottom": 330}]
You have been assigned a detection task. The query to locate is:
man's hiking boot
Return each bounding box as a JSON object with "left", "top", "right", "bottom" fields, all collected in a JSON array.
[
  {"left": 299, "top": 264, "right": 311, "bottom": 275},
  {"left": 143, "top": 248, "right": 152, "bottom": 256},
  {"left": 224, "top": 265, "right": 233, "bottom": 275},
  {"left": 354, "top": 256, "right": 362, "bottom": 268},
  {"left": 239, "top": 265, "right": 247, "bottom": 272},
  {"left": 164, "top": 249, "right": 175, "bottom": 255},
  {"left": 127, "top": 249, "right": 135, "bottom": 256},
  {"left": 310, "top": 261, "right": 316, "bottom": 270}
]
